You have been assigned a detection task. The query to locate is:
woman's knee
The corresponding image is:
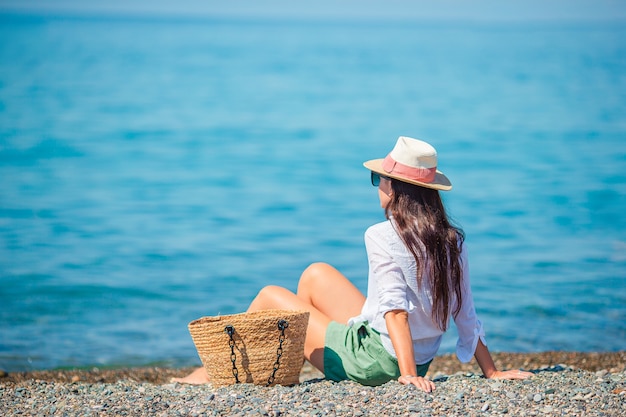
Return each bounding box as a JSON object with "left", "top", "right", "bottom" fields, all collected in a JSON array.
[
  {"left": 300, "top": 262, "right": 328, "bottom": 284},
  {"left": 250, "top": 285, "right": 289, "bottom": 310},
  {"left": 298, "top": 262, "right": 338, "bottom": 293},
  {"left": 257, "top": 285, "right": 285, "bottom": 300},
  {"left": 304, "top": 261, "right": 329, "bottom": 275}
]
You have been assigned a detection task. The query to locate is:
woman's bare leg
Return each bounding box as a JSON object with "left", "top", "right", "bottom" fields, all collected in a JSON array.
[
  {"left": 247, "top": 285, "right": 331, "bottom": 372},
  {"left": 173, "top": 263, "right": 360, "bottom": 384},
  {"left": 173, "top": 284, "right": 332, "bottom": 384},
  {"left": 297, "top": 262, "right": 365, "bottom": 324},
  {"left": 171, "top": 367, "right": 210, "bottom": 384}
]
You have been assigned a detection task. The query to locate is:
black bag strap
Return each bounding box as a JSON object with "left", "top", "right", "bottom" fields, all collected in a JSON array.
[{"left": 224, "top": 319, "right": 289, "bottom": 386}]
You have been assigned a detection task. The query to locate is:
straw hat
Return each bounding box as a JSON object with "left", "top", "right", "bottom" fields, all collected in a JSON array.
[{"left": 363, "top": 136, "right": 452, "bottom": 191}]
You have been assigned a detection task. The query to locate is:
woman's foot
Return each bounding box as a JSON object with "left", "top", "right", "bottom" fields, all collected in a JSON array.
[{"left": 171, "top": 367, "right": 210, "bottom": 384}]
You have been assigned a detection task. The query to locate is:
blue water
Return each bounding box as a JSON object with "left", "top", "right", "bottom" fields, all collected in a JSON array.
[{"left": 1, "top": 13, "right": 625, "bottom": 372}]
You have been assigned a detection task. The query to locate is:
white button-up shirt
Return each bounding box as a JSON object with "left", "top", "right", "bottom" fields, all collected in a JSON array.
[{"left": 348, "top": 219, "right": 486, "bottom": 365}]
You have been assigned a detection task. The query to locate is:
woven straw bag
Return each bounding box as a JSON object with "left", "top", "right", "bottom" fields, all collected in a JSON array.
[{"left": 188, "top": 309, "right": 310, "bottom": 387}]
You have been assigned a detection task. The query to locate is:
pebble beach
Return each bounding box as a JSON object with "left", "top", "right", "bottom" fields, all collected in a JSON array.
[{"left": 2, "top": 352, "right": 625, "bottom": 416}]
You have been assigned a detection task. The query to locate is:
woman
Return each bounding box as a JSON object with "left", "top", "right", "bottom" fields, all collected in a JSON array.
[{"left": 175, "top": 136, "right": 533, "bottom": 391}]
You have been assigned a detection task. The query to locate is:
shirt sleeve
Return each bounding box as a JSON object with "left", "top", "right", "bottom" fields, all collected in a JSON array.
[
  {"left": 452, "top": 243, "right": 487, "bottom": 363},
  {"left": 364, "top": 227, "right": 410, "bottom": 315}
]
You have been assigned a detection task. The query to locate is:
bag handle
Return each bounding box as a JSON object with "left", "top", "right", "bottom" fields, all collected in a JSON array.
[
  {"left": 224, "top": 325, "right": 240, "bottom": 383},
  {"left": 224, "top": 319, "right": 290, "bottom": 386}
]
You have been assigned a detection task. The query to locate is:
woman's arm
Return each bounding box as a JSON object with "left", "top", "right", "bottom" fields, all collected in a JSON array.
[
  {"left": 385, "top": 309, "right": 436, "bottom": 392},
  {"left": 474, "top": 339, "right": 533, "bottom": 379}
]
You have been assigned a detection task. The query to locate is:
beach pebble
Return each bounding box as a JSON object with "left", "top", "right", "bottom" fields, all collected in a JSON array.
[
  {"left": 489, "top": 381, "right": 504, "bottom": 391},
  {"left": 3, "top": 369, "right": 626, "bottom": 416}
]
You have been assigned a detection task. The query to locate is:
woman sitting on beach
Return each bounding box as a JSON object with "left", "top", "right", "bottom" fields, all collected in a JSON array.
[{"left": 176, "top": 136, "right": 533, "bottom": 391}]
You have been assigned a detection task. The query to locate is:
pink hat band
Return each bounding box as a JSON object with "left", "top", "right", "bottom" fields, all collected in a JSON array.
[{"left": 382, "top": 154, "right": 437, "bottom": 183}]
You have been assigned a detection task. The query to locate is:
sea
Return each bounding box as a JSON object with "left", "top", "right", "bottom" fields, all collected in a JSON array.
[{"left": 1, "top": 12, "right": 625, "bottom": 372}]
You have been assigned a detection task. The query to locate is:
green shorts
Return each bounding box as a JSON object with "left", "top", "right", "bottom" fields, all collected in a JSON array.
[{"left": 323, "top": 321, "right": 431, "bottom": 386}]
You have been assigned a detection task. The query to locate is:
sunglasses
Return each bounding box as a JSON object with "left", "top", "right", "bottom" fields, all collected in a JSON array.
[{"left": 370, "top": 172, "right": 391, "bottom": 187}]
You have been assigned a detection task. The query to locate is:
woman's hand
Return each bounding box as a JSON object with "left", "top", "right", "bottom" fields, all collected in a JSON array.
[
  {"left": 488, "top": 369, "right": 533, "bottom": 380},
  {"left": 474, "top": 340, "right": 533, "bottom": 381},
  {"left": 398, "top": 375, "right": 436, "bottom": 392}
]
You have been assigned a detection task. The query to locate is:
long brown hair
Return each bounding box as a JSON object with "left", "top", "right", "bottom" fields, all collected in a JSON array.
[{"left": 385, "top": 179, "right": 465, "bottom": 331}]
